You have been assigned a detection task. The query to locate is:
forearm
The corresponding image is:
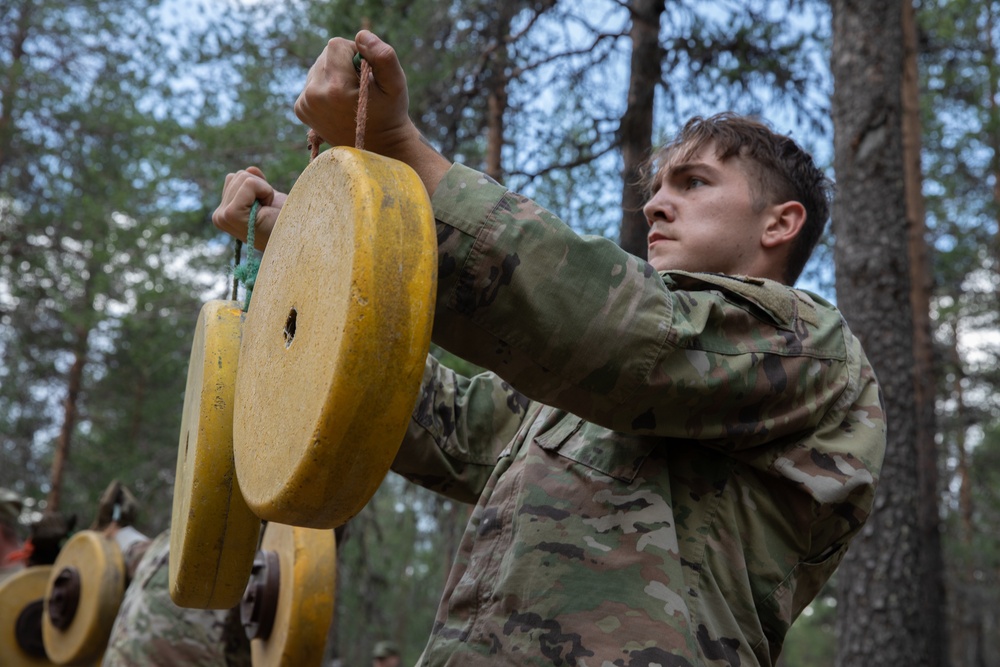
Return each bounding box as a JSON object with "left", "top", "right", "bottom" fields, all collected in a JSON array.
[{"left": 376, "top": 123, "right": 452, "bottom": 197}]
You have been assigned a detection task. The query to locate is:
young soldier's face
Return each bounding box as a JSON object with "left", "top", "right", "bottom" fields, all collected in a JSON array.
[{"left": 643, "top": 144, "right": 773, "bottom": 277}]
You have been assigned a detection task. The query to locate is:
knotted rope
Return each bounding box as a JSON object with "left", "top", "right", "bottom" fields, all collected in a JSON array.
[{"left": 232, "top": 201, "right": 261, "bottom": 310}]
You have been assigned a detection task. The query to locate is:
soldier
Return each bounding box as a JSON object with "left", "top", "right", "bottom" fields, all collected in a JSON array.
[
  {"left": 100, "top": 530, "right": 251, "bottom": 667},
  {"left": 1, "top": 486, "right": 85, "bottom": 574},
  {"left": 90, "top": 480, "right": 250, "bottom": 667},
  {"left": 0, "top": 487, "right": 25, "bottom": 584},
  {"left": 372, "top": 640, "right": 403, "bottom": 667},
  {"left": 212, "top": 31, "right": 886, "bottom": 667}
]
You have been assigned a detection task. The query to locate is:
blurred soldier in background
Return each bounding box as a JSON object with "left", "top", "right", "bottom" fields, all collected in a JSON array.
[
  {"left": 0, "top": 488, "right": 74, "bottom": 575},
  {"left": 96, "top": 480, "right": 251, "bottom": 667},
  {"left": 372, "top": 640, "right": 403, "bottom": 667},
  {"left": 0, "top": 487, "right": 25, "bottom": 584}
]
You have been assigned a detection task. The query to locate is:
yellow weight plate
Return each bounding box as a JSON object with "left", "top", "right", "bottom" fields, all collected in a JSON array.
[
  {"left": 0, "top": 566, "right": 56, "bottom": 666},
  {"left": 234, "top": 147, "right": 437, "bottom": 527},
  {"left": 42, "top": 531, "right": 124, "bottom": 665},
  {"left": 248, "top": 523, "right": 336, "bottom": 667},
  {"left": 169, "top": 300, "right": 261, "bottom": 609}
]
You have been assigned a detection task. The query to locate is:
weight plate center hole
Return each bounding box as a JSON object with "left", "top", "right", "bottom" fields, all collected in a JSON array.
[{"left": 284, "top": 308, "right": 297, "bottom": 349}]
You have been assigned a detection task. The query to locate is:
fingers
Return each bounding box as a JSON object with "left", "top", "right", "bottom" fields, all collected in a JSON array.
[
  {"left": 294, "top": 37, "right": 358, "bottom": 145},
  {"left": 354, "top": 30, "right": 406, "bottom": 97},
  {"left": 294, "top": 31, "right": 413, "bottom": 156},
  {"left": 212, "top": 168, "right": 283, "bottom": 251}
]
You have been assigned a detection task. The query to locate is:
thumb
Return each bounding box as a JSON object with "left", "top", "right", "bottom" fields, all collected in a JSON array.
[
  {"left": 246, "top": 166, "right": 266, "bottom": 180},
  {"left": 355, "top": 30, "right": 406, "bottom": 96}
]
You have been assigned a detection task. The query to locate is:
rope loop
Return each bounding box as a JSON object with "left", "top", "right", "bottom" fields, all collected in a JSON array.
[{"left": 232, "top": 200, "right": 262, "bottom": 311}]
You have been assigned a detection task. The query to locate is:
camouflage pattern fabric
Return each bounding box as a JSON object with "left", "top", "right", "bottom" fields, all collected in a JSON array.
[
  {"left": 102, "top": 531, "right": 250, "bottom": 667},
  {"left": 390, "top": 164, "right": 886, "bottom": 666}
]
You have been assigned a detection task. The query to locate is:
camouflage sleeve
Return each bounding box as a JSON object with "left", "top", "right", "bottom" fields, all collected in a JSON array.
[
  {"left": 102, "top": 530, "right": 250, "bottom": 667},
  {"left": 429, "top": 164, "right": 876, "bottom": 451},
  {"left": 392, "top": 354, "right": 531, "bottom": 503}
]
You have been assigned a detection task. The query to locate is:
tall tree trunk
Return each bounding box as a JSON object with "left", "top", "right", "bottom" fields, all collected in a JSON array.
[
  {"left": 901, "top": 2, "right": 948, "bottom": 665},
  {"left": 949, "top": 328, "right": 973, "bottom": 545},
  {"left": 987, "top": 8, "right": 1000, "bottom": 264},
  {"left": 484, "top": 4, "right": 518, "bottom": 182},
  {"left": 618, "top": 0, "right": 665, "bottom": 258},
  {"left": 128, "top": 373, "right": 146, "bottom": 446},
  {"left": 486, "top": 83, "right": 508, "bottom": 181},
  {"left": 830, "top": 2, "right": 926, "bottom": 666},
  {"left": 47, "top": 323, "right": 90, "bottom": 513},
  {"left": 947, "top": 321, "right": 979, "bottom": 667},
  {"left": 0, "top": 0, "right": 31, "bottom": 172}
]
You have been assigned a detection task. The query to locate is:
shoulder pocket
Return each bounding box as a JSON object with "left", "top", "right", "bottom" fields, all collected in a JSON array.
[
  {"left": 535, "top": 416, "right": 656, "bottom": 483},
  {"left": 665, "top": 270, "right": 809, "bottom": 331}
]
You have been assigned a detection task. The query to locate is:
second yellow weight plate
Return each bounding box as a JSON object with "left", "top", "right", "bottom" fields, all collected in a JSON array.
[{"left": 169, "top": 300, "right": 261, "bottom": 609}]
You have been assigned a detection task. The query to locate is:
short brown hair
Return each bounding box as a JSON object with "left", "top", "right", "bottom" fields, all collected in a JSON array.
[{"left": 644, "top": 113, "right": 833, "bottom": 284}]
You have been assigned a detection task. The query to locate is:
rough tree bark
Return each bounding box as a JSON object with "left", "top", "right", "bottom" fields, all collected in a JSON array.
[
  {"left": 47, "top": 323, "right": 90, "bottom": 513},
  {"left": 901, "top": 1, "right": 948, "bottom": 664},
  {"left": 830, "top": 2, "right": 927, "bottom": 666},
  {"left": 484, "top": 3, "right": 518, "bottom": 181},
  {"left": 0, "top": 1, "right": 32, "bottom": 172},
  {"left": 618, "top": 0, "right": 665, "bottom": 258},
  {"left": 988, "top": 9, "right": 1000, "bottom": 264}
]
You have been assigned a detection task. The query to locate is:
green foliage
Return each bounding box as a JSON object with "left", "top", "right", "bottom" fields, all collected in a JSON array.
[
  {"left": 502, "top": 1, "right": 831, "bottom": 235},
  {"left": 916, "top": 0, "right": 1000, "bottom": 662},
  {"left": 780, "top": 584, "right": 837, "bottom": 667},
  {"left": 334, "top": 475, "right": 468, "bottom": 665},
  {"left": 0, "top": 0, "right": 209, "bottom": 522},
  {"left": 919, "top": 0, "right": 1000, "bottom": 533},
  {"left": 966, "top": 426, "right": 1000, "bottom": 566}
]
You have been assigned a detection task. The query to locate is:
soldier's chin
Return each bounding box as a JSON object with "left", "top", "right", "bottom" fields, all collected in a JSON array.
[{"left": 646, "top": 251, "right": 674, "bottom": 272}]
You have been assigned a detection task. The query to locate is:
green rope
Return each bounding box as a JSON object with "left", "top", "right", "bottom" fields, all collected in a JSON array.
[{"left": 232, "top": 200, "right": 261, "bottom": 311}]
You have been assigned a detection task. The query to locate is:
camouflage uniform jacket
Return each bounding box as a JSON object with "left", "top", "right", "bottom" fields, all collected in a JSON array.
[
  {"left": 391, "top": 165, "right": 886, "bottom": 667},
  {"left": 102, "top": 531, "right": 250, "bottom": 667}
]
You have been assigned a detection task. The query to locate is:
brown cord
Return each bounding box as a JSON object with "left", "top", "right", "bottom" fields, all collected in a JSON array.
[
  {"left": 355, "top": 58, "right": 372, "bottom": 151},
  {"left": 306, "top": 54, "right": 372, "bottom": 160},
  {"left": 307, "top": 129, "right": 324, "bottom": 161}
]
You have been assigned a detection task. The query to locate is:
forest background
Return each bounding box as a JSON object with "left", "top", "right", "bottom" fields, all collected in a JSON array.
[{"left": 1, "top": 1, "right": 998, "bottom": 666}]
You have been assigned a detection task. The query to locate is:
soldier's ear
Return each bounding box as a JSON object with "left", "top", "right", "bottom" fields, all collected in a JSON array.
[{"left": 761, "top": 200, "right": 806, "bottom": 249}]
